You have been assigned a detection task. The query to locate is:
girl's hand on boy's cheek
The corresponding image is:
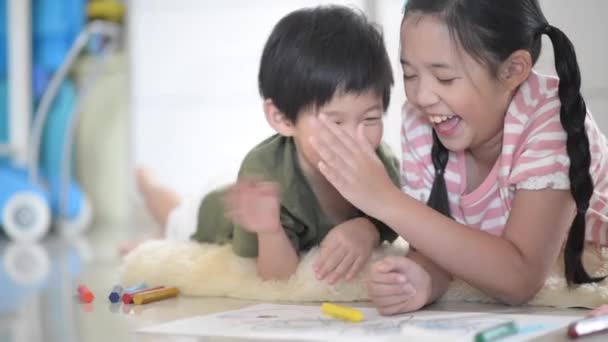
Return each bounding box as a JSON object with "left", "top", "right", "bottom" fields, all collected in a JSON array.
[
  {"left": 313, "top": 217, "right": 378, "bottom": 284},
  {"left": 224, "top": 179, "right": 282, "bottom": 234},
  {"left": 310, "top": 116, "right": 396, "bottom": 217},
  {"left": 367, "top": 256, "right": 431, "bottom": 315}
]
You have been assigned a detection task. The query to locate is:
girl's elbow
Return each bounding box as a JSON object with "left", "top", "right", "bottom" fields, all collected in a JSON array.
[{"left": 500, "top": 278, "right": 544, "bottom": 306}]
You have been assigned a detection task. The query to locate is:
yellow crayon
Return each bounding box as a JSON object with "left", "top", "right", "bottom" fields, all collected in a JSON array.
[
  {"left": 321, "top": 302, "right": 364, "bottom": 322},
  {"left": 133, "top": 287, "right": 179, "bottom": 305}
]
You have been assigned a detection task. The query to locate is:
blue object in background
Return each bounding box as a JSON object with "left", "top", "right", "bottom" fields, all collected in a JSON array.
[
  {"left": 0, "top": 0, "right": 96, "bottom": 241},
  {"left": 39, "top": 79, "right": 84, "bottom": 220},
  {"left": 33, "top": 64, "right": 51, "bottom": 100},
  {"left": 0, "top": 0, "right": 86, "bottom": 79},
  {"left": 32, "top": 0, "right": 86, "bottom": 72},
  {"left": 39, "top": 80, "right": 75, "bottom": 183},
  {"left": 0, "top": 78, "right": 7, "bottom": 146},
  {"left": 0, "top": 0, "right": 6, "bottom": 78}
]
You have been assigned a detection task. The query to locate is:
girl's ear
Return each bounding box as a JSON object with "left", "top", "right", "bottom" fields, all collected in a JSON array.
[
  {"left": 263, "top": 99, "right": 295, "bottom": 136},
  {"left": 499, "top": 49, "right": 532, "bottom": 91}
]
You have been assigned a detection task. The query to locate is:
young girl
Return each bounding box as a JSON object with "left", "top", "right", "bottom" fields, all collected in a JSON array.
[{"left": 310, "top": 0, "right": 608, "bottom": 314}]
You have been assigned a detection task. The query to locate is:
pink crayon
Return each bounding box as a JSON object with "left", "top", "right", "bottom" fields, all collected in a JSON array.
[{"left": 78, "top": 284, "right": 95, "bottom": 303}]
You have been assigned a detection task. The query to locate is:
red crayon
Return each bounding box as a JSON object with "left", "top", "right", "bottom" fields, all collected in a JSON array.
[
  {"left": 122, "top": 286, "right": 164, "bottom": 304},
  {"left": 568, "top": 314, "right": 608, "bottom": 339},
  {"left": 78, "top": 284, "right": 95, "bottom": 303}
]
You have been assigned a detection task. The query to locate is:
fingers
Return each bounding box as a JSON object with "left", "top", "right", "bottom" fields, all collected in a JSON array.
[
  {"left": 309, "top": 115, "right": 362, "bottom": 171},
  {"left": 356, "top": 123, "right": 377, "bottom": 157},
  {"left": 367, "top": 280, "right": 416, "bottom": 299},
  {"left": 225, "top": 180, "right": 278, "bottom": 209},
  {"left": 374, "top": 296, "right": 417, "bottom": 316},
  {"left": 345, "top": 256, "right": 366, "bottom": 280},
  {"left": 310, "top": 137, "right": 355, "bottom": 182},
  {"left": 324, "top": 253, "right": 357, "bottom": 284},
  {"left": 370, "top": 256, "right": 402, "bottom": 274},
  {"left": 372, "top": 256, "right": 415, "bottom": 274},
  {"left": 368, "top": 274, "right": 418, "bottom": 316},
  {"left": 223, "top": 179, "right": 281, "bottom": 231},
  {"left": 369, "top": 270, "right": 407, "bottom": 285},
  {"left": 315, "top": 247, "right": 347, "bottom": 281},
  {"left": 318, "top": 114, "right": 360, "bottom": 155}
]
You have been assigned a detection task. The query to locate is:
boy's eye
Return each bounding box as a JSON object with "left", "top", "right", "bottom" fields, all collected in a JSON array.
[{"left": 364, "top": 117, "right": 381, "bottom": 125}]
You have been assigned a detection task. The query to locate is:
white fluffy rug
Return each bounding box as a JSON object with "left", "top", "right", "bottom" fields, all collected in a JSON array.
[{"left": 120, "top": 239, "right": 608, "bottom": 308}]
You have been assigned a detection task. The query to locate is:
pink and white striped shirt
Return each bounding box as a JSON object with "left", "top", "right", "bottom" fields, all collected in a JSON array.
[{"left": 401, "top": 70, "right": 608, "bottom": 245}]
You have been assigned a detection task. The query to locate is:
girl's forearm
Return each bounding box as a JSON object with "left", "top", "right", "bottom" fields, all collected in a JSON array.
[
  {"left": 256, "top": 230, "right": 299, "bottom": 280},
  {"left": 379, "top": 188, "right": 545, "bottom": 304}
]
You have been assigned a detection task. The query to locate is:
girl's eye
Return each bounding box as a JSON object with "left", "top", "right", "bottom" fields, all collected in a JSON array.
[
  {"left": 403, "top": 74, "right": 417, "bottom": 81},
  {"left": 438, "top": 78, "right": 456, "bottom": 85}
]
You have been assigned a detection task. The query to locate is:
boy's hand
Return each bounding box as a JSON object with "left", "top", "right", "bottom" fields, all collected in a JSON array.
[
  {"left": 224, "top": 179, "right": 282, "bottom": 234},
  {"left": 314, "top": 217, "right": 379, "bottom": 284},
  {"left": 367, "top": 256, "right": 432, "bottom": 315}
]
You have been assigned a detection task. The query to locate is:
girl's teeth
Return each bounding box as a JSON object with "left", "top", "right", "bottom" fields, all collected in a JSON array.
[{"left": 430, "top": 115, "right": 454, "bottom": 123}]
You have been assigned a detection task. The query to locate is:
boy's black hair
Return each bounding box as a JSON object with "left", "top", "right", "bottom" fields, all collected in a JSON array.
[
  {"left": 403, "top": 0, "right": 602, "bottom": 286},
  {"left": 258, "top": 5, "right": 393, "bottom": 122}
]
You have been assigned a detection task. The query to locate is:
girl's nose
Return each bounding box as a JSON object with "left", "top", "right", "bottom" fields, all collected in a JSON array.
[{"left": 415, "top": 86, "right": 440, "bottom": 108}]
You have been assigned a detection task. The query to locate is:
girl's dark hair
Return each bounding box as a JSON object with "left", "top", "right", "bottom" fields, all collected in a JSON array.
[
  {"left": 258, "top": 5, "right": 393, "bottom": 122},
  {"left": 403, "top": 0, "right": 602, "bottom": 286}
]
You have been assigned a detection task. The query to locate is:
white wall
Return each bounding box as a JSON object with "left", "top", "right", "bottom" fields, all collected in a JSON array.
[
  {"left": 129, "top": 0, "right": 607, "bottom": 196},
  {"left": 536, "top": 0, "right": 608, "bottom": 130}
]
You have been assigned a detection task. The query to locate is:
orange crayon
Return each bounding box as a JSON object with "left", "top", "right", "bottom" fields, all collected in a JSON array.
[
  {"left": 78, "top": 284, "right": 95, "bottom": 303},
  {"left": 133, "top": 287, "right": 179, "bottom": 305},
  {"left": 122, "top": 286, "right": 164, "bottom": 304}
]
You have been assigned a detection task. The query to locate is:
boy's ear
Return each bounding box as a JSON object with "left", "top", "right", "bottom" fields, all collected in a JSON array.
[
  {"left": 499, "top": 49, "right": 532, "bottom": 91},
  {"left": 263, "top": 99, "right": 295, "bottom": 136}
]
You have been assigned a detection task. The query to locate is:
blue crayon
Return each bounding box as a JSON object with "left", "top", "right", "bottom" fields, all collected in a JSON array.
[
  {"left": 108, "top": 285, "right": 123, "bottom": 303},
  {"left": 124, "top": 283, "right": 148, "bottom": 293}
]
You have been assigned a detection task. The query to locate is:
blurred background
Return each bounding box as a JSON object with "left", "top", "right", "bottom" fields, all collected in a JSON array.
[{"left": 0, "top": 0, "right": 606, "bottom": 341}]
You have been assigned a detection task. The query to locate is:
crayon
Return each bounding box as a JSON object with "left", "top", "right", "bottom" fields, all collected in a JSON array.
[
  {"left": 124, "top": 283, "right": 147, "bottom": 293},
  {"left": 108, "top": 285, "right": 123, "bottom": 303},
  {"left": 321, "top": 302, "right": 364, "bottom": 322},
  {"left": 568, "top": 314, "right": 608, "bottom": 339},
  {"left": 133, "top": 287, "right": 179, "bottom": 305},
  {"left": 474, "top": 321, "right": 518, "bottom": 342},
  {"left": 78, "top": 284, "right": 95, "bottom": 303},
  {"left": 122, "top": 286, "right": 164, "bottom": 304}
]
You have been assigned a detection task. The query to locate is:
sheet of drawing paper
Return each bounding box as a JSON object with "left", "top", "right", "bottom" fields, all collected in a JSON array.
[{"left": 136, "top": 303, "right": 579, "bottom": 342}]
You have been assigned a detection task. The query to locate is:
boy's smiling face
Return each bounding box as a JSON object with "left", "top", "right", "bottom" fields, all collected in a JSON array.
[{"left": 265, "top": 89, "right": 385, "bottom": 180}]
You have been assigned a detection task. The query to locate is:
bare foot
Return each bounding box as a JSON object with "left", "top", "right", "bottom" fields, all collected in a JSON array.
[
  {"left": 133, "top": 166, "right": 181, "bottom": 227},
  {"left": 136, "top": 167, "right": 156, "bottom": 197}
]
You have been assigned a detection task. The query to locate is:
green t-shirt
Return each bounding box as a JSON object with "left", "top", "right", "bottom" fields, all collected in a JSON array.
[{"left": 190, "top": 134, "right": 400, "bottom": 257}]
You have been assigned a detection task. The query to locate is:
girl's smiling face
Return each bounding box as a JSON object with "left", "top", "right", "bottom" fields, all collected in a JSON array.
[{"left": 400, "top": 13, "right": 513, "bottom": 159}]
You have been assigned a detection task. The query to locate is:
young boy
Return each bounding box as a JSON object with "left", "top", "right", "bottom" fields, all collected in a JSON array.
[{"left": 130, "top": 5, "right": 400, "bottom": 283}]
